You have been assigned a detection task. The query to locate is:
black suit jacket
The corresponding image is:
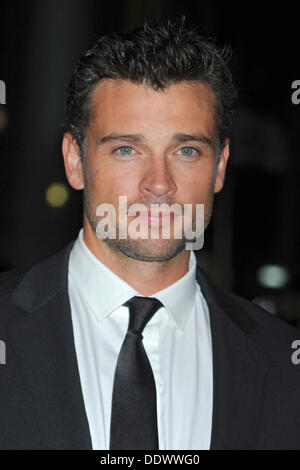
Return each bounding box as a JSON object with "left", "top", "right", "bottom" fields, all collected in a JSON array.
[{"left": 0, "top": 240, "right": 300, "bottom": 449}]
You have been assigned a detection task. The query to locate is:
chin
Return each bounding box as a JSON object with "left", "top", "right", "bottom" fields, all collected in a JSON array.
[{"left": 103, "top": 238, "right": 187, "bottom": 262}]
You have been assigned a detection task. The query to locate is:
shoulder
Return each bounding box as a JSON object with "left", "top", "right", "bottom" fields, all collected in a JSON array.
[
  {"left": 229, "top": 290, "right": 297, "bottom": 337},
  {"left": 196, "top": 264, "right": 300, "bottom": 365},
  {"left": 198, "top": 263, "right": 299, "bottom": 341},
  {"left": 0, "top": 240, "right": 75, "bottom": 317},
  {"left": 226, "top": 290, "right": 300, "bottom": 367},
  {"left": 0, "top": 266, "right": 28, "bottom": 301}
]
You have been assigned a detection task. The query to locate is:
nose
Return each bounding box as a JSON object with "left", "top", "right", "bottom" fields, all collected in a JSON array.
[{"left": 138, "top": 156, "right": 177, "bottom": 199}]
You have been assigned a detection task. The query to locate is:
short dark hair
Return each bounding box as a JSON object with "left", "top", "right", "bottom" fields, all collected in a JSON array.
[{"left": 63, "top": 17, "right": 238, "bottom": 159}]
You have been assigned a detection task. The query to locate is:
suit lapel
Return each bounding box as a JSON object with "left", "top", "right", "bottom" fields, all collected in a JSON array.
[
  {"left": 196, "top": 266, "right": 270, "bottom": 449},
  {"left": 8, "top": 241, "right": 92, "bottom": 449}
]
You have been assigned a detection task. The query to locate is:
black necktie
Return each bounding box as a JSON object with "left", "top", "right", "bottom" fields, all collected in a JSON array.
[{"left": 109, "top": 295, "right": 163, "bottom": 450}]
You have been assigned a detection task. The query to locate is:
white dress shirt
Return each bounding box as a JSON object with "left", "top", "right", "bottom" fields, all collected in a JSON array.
[{"left": 68, "top": 228, "right": 213, "bottom": 450}]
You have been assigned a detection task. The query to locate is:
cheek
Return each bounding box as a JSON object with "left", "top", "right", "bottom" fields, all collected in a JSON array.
[
  {"left": 179, "top": 168, "right": 215, "bottom": 203},
  {"left": 86, "top": 165, "right": 138, "bottom": 205}
]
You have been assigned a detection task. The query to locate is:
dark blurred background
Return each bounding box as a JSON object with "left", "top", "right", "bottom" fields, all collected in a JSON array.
[{"left": 0, "top": 1, "right": 299, "bottom": 325}]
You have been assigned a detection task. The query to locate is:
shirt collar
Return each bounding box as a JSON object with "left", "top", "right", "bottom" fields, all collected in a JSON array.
[
  {"left": 69, "top": 228, "right": 198, "bottom": 332},
  {"left": 151, "top": 249, "right": 198, "bottom": 331}
]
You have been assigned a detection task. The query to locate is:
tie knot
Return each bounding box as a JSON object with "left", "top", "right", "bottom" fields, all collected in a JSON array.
[{"left": 123, "top": 296, "right": 163, "bottom": 334}]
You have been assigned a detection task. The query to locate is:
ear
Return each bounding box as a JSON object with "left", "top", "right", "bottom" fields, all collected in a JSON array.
[
  {"left": 214, "top": 138, "right": 230, "bottom": 193},
  {"left": 62, "top": 132, "right": 84, "bottom": 190}
]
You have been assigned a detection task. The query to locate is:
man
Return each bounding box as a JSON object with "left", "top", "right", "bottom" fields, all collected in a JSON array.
[{"left": 0, "top": 18, "right": 300, "bottom": 450}]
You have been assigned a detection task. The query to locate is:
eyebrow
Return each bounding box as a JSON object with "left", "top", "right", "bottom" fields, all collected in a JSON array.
[
  {"left": 97, "top": 133, "right": 213, "bottom": 148},
  {"left": 97, "top": 134, "right": 145, "bottom": 145},
  {"left": 172, "top": 133, "right": 213, "bottom": 148}
]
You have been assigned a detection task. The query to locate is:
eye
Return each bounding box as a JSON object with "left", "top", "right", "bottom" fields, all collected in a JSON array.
[
  {"left": 176, "top": 146, "right": 200, "bottom": 158},
  {"left": 113, "top": 145, "right": 137, "bottom": 156}
]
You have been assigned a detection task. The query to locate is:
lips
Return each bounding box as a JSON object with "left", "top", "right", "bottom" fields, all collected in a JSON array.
[{"left": 133, "top": 211, "right": 175, "bottom": 227}]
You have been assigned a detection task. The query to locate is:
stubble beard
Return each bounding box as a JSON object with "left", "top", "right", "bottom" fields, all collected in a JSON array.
[{"left": 83, "top": 193, "right": 214, "bottom": 263}]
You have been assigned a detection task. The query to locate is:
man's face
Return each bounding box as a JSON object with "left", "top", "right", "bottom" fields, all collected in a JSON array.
[{"left": 63, "top": 79, "right": 229, "bottom": 262}]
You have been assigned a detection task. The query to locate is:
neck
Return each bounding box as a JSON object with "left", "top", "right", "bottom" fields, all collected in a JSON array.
[{"left": 82, "top": 221, "right": 190, "bottom": 296}]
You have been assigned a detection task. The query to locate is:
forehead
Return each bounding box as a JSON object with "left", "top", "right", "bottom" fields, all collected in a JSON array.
[{"left": 89, "top": 79, "right": 217, "bottom": 139}]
